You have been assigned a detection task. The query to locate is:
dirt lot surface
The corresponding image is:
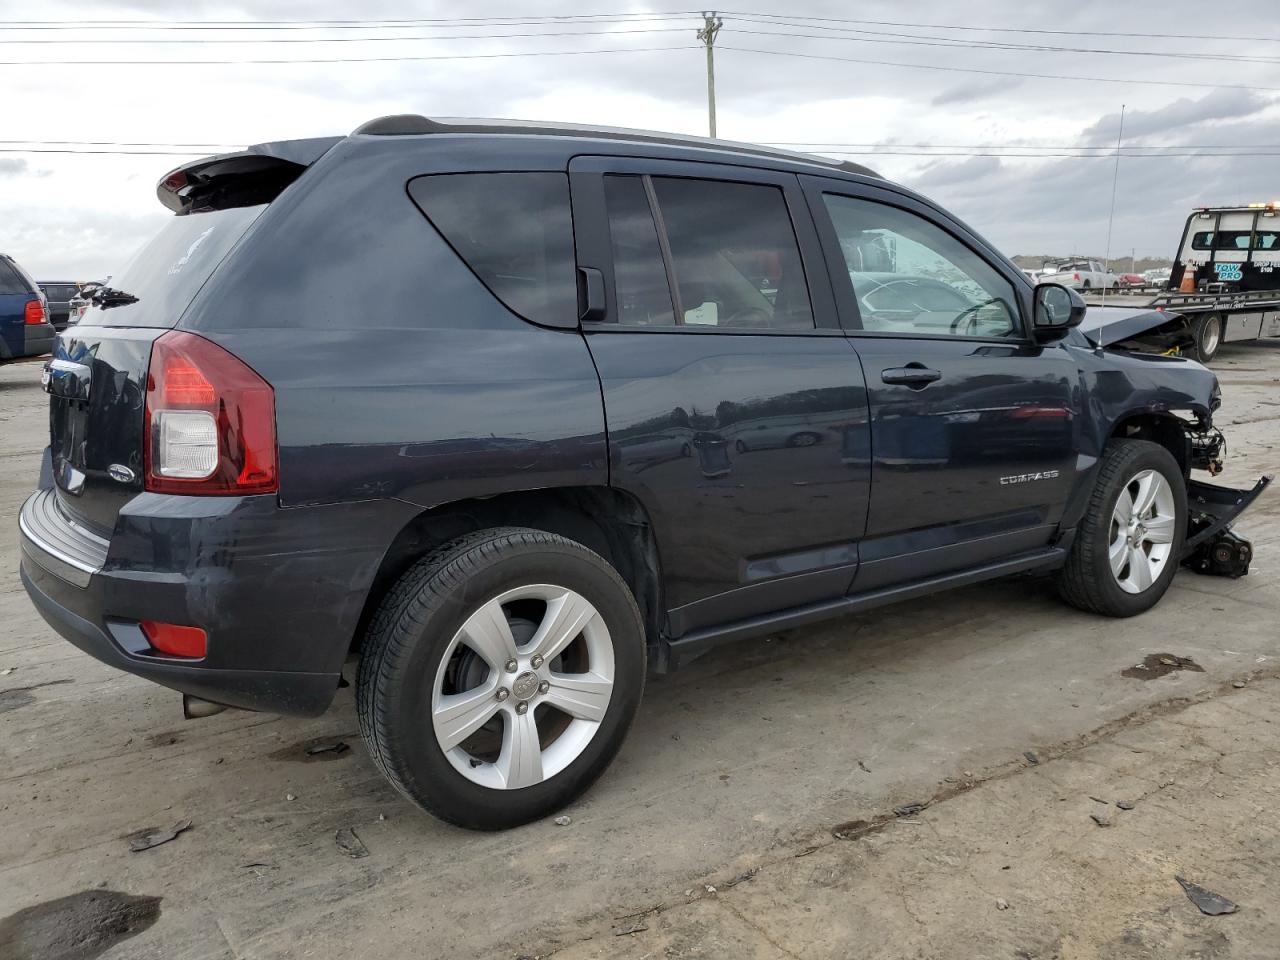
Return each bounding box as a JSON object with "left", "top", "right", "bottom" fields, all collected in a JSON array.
[{"left": 1, "top": 343, "right": 1278, "bottom": 960}]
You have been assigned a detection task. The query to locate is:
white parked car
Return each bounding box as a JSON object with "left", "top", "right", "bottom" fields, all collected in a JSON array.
[{"left": 1038, "top": 259, "right": 1120, "bottom": 292}]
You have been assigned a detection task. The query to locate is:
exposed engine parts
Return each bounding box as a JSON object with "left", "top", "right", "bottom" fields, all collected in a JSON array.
[
  {"left": 1187, "top": 425, "right": 1226, "bottom": 476},
  {"left": 1184, "top": 529, "right": 1253, "bottom": 579}
]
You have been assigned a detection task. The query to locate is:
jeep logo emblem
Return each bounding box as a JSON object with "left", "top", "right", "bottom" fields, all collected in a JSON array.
[
  {"left": 107, "top": 463, "right": 136, "bottom": 484},
  {"left": 512, "top": 672, "right": 539, "bottom": 701}
]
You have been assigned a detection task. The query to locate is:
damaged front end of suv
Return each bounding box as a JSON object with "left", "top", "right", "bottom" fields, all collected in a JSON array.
[{"left": 1073, "top": 306, "right": 1272, "bottom": 579}]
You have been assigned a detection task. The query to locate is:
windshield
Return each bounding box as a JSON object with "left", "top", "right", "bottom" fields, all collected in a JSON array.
[{"left": 80, "top": 205, "right": 265, "bottom": 328}]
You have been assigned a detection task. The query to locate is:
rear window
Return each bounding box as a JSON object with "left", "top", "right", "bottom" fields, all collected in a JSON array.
[
  {"left": 0, "top": 258, "right": 35, "bottom": 296},
  {"left": 1192, "top": 230, "right": 1280, "bottom": 251},
  {"left": 407, "top": 172, "right": 576, "bottom": 327},
  {"left": 41, "top": 283, "right": 78, "bottom": 301},
  {"left": 81, "top": 205, "right": 265, "bottom": 328}
]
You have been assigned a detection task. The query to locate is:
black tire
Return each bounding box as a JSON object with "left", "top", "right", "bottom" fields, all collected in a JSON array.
[
  {"left": 1187, "top": 314, "right": 1222, "bottom": 363},
  {"left": 1057, "top": 440, "right": 1186, "bottom": 617},
  {"left": 1082, "top": 280, "right": 1092, "bottom": 290},
  {"left": 357, "top": 527, "right": 645, "bottom": 830}
]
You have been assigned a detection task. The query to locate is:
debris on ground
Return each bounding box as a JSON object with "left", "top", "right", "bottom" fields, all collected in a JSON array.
[
  {"left": 1089, "top": 796, "right": 1110, "bottom": 805},
  {"left": 334, "top": 827, "right": 369, "bottom": 859},
  {"left": 704, "top": 884, "right": 717, "bottom": 894},
  {"left": 1090, "top": 813, "right": 1113, "bottom": 828},
  {"left": 286, "top": 793, "right": 297, "bottom": 801},
  {"left": 1116, "top": 800, "right": 1136, "bottom": 811},
  {"left": 1121, "top": 653, "right": 1205, "bottom": 680},
  {"left": 894, "top": 802, "right": 927, "bottom": 817},
  {"left": 613, "top": 920, "right": 648, "bottom": 936},
  {"left": 1233, "top": 680, "right": 1247, "bottom": 688},
  {"left": 128, "top": 819, "right": 192, "bottom": 852},
  {"left": 723, "top": 867, "right": 758, "bottom": 888},
  {"left": 553, "top": 815, "right": 571, "bottom": 826},
  {"left": 1176, "top": 876, "right": 1239, "bottom": 915},
  {"left": 995, "top": 898, "right": 1009, "bottom": 910},
  {"left": 305, "top": 741, "right": 349, "bottom": 757},
  {"left": 832, "top": 819, "right": 876, "bottom": 840},
  {"left": 857, "top": 760, "right": 871, "bottom": 773},
  {"left": 0, "top": 667, "right": 13, "bottom": 676},
  {"left": 241, "top": 860, "right": 273, "bottom": 868},
  {"left": 1023, "top": 751, "right": 1040, "bottom": 765}
]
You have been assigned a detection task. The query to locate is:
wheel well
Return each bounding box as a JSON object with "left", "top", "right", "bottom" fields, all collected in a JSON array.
[
  {"left": 1110, "top": 413, "right": 1189, "bottom": 476},
  {"left": 351, "top": 487, "right": 664, "bottom": 658}
]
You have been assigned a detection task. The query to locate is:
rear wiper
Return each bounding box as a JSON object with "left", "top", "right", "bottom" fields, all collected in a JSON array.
[{"left": 89, "top": 285, "right": 139, "bottom": 310}]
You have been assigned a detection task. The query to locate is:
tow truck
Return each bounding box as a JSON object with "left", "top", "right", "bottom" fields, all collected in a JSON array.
[{"left": 1085, "top": 202, "right": 1280, "bottom": 362}]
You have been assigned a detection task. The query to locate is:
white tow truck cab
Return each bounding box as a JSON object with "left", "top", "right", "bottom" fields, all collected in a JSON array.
[{"left": 1174, "top": 203, "right": 1280, "bottom": 293}]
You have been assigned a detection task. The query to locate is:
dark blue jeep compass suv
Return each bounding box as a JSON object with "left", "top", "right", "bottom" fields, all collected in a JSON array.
[{"left": 18, "top": 117, "right": 1266, "bottom": 829}]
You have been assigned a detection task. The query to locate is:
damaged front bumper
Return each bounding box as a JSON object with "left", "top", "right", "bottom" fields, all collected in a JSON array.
[{"left": 1181, "top": 474, "right": 1273, "bottom": 577}]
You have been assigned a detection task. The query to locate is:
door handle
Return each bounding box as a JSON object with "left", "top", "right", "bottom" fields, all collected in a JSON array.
[
  {"left": 577, "top": 267, "right": 606, "bottom": 323},
  {"left": 881, "top": 366, "right": 941, "bottom": 386}
]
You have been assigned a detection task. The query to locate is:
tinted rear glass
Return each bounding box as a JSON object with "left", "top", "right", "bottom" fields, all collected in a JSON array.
[
  {"left": 408, "top": 172, "right": 576, "bottom": 327},
  {"left": 0, "top": 259, "right": 34, "bottom": 295},
  {"left": 41, "top": 284, "right": 78, "bottom": 301},
  {"left": 81, "top": 205, "right": 266, "bottom": 328}
]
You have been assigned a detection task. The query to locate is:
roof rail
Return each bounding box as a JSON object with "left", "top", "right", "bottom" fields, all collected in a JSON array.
[{"left": 349, "top": 114, "right": 881, "bottom": 179}]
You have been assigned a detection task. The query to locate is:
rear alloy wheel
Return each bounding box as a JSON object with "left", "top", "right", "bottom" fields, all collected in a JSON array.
[
  {"left": 1057, "top": 439, "right": 1186, "bottom": 617},
  {"left": 1189, "top": 314, "right": 1222, "bottom": 363},
  {"left": 358, "top": 528, "right": 645, "bottom": 829}
]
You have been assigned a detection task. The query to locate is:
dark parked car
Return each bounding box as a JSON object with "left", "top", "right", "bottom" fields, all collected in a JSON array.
[
  {"left": 18, "top": 117, "right": 1267, "bottom": 830},
  {"left": 38, "top": 282, "right": 81, "bottom": 331},
  {"left": 0, "top": 253, "right": 54, "bottom": 361}
]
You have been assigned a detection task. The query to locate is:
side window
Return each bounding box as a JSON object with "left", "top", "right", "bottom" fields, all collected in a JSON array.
[
  {"left": 0, "top": 259, "right": 30, "bottom": 296},
  {"left": 603, "top": 175, "right": 675, "bottom": 326},
  {"left": 823, "top": 194, "right": 1021, "bottom": 339},
  {"left": 408, "top": 172, "right": 576, "bottom": 327},
  {"left": 601, "top": 175, "right": 815, "bottom": 330}
]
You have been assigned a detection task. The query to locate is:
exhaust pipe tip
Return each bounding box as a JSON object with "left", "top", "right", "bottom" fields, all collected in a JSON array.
[{"left": 183, "top": 694, "right": 229, "bottom": 719}]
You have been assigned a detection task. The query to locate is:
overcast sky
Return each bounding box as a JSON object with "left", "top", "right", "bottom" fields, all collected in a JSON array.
[{"left": 3, "top": 0, "right": 1279, "bottom": 279}]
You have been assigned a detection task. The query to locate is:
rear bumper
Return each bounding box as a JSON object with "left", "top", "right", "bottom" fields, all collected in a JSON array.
[
  {"left": 18, "top": 481, "right": 419, "bottom": 716},
  {"left": 21, "top": 560, "right": 338, "bottom": 715},
  {"left": 23, "top": 322, "right": 55, "bottom": 357}
]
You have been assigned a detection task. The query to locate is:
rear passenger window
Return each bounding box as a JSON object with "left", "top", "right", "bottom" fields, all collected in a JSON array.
[
  {"left": 603, "top": 176, "right": 675, "bottom": 326},
  {"left": 0, "top": 260, "right": 30, "bottom": 296},
  {"left": 602, "top": 175, "right": 814, "bottom": 330},
  {"left": 408, "top": 173, "right": 576, "bottom": 327}
]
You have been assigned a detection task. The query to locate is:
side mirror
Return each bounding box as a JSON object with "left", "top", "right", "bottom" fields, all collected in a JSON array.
[{"left": 1033, "top": 282, "right": 1086, "bottom": 338}]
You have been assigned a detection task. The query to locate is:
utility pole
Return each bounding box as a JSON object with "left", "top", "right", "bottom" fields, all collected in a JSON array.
[{"left": 698, "top": 11, "right": 723, "bottom": 138}]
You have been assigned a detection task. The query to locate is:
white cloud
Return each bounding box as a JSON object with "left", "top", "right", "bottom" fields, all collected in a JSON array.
[{"left": 2, "top": 0, "right": 1278, "bottom": 278}]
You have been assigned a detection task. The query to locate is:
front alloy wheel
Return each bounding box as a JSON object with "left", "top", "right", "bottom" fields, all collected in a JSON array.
[
  {"left": 1057, "top": 439, "right": 1187, "bottom": 617},
  {"left": 1108, "top": 469, "right": 1177, "bottom": 594}
]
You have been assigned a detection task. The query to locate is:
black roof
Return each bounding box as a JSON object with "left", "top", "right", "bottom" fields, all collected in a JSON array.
[{"left": 350, "top": 114, "right": 881, "bottom": 180}]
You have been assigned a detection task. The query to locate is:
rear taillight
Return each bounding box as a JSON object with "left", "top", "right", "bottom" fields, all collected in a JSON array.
[
  {"left": 24, "top": 299, "right": 45, "bottom": 325},
  {"left": 1073, "top": 272, "right": 1081, "bottom": 281},
  {"left": 144, "top": 331, "right": 278, "bottom": 495}
]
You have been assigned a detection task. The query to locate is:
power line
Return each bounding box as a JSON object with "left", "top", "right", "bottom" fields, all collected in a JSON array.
[
  {"left": 0, "top": 13, "right": 700, "bottom": 30},
  {"left": 0, "top": 43, "right": 696, "bottom": 66},
  {"left": 726, "top": 19, "right": 1280, "bottom": 64},
  {"left": 718, "top": 45, "right": 1280, "bottom": 92},
  {"left": 767, "top": 142, "right": 1280, "bottom": 150},
  {"left": 721, "top": 10, "right": 1280, "bottom": 44},
  {"left": 0, "top": 26, "right": 695, "bottom": 44}
]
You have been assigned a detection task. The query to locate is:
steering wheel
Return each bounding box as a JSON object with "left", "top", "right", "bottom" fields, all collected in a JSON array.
[
  {"left": 727, "top": 307, "right": 771, "bottom": 329},
  {"left": 950, "top": 297, "right": 1004, "bottom": 335}
]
